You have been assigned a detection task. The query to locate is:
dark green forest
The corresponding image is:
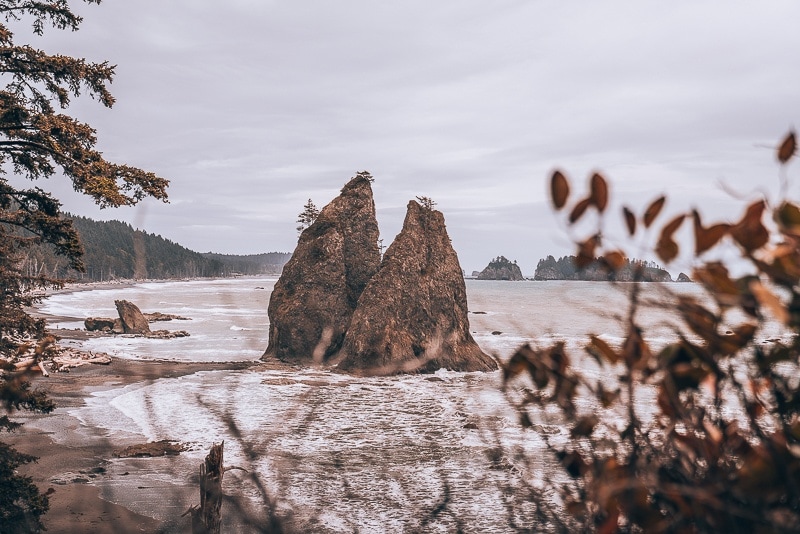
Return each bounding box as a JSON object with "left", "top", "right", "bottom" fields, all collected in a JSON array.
[
  {"left": 19, "top": 215, "right": 290, "bottom": 281},
  {"left": 533, "top": 254, "right": 674, "bottom": 281}
]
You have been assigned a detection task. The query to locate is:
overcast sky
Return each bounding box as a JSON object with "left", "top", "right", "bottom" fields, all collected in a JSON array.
[{"left": 18, "top": 1, "right": 800, "bottom": 274}]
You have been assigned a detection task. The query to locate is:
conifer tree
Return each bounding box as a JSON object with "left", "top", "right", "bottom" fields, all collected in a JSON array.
[
  {"left": 0, "top": 2, "right": 168, "bottom": 530},
  {"left": 296, "top": 198, "right": 319, "bottom": 235}
]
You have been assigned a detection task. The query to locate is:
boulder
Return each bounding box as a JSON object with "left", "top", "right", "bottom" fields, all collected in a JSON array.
[
  {"left": 263, "top": 173, "right": 381, "bottom": 363},
  {"left": 336, "top": 200, "right": 497, "bottom": 374},
  {"left": 114, "top": 300, "right": 151, "bottom": 335},
  {"left": 677, "top": 272, "right": 693, "bottom": 282},
  {"left": 84, "top": 317, "right": 116, "bottom": 332}
]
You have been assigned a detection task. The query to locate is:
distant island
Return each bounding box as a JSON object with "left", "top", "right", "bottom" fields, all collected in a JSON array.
[
  {"left": 476, "top": 256, "right": 524, "bottom": 281},
  {"left": 534, "top": 255, "right": 682, "bottom": 282},
  {"left": 21, "top": 214, "right": 291, "bottom": 281}
]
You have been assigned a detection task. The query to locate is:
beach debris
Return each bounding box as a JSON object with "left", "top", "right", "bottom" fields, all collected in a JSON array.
[
  {"left": 52, "top": 348, "right": 112, "bottom": 370},
  {"left": 185, "top": 441, "right": 225, "bottom": 534},
  {"left": 115, "top": 300, "right": 151, "bottom": 334},
  {"left": 113, "top": 440, "right": 186, "bottom": 458}
]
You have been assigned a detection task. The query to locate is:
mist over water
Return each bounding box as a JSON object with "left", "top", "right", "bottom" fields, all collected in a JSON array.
[{"left": 43, "top": 278, "right": 791, "bottom": 531}]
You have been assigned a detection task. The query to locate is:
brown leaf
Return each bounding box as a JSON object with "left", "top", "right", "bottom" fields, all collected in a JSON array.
[
  {"left": 590, "top": 172, "right": 608, "bottom": 213},
  {"left": 576, "top": 235, "right": 598, "bottom": 268},
  {"left": 774, "top": 201, "right": 800, "bottom": 237},
  {"left": 655, "top": 214, "right": 685, "bottom": 263},
  {"left": 569, "top": 197, "right": 592, "bottom": 224},
  {"left": 749, "top": 280, "right": 789, "bottom": 324},
  {"left": 588, "top": 335, "right": 619, "bottom": 364},
  {"left": 692, "top": 210, "right": 729, "bottom": 255},
  {"left": 644, "top": 196, "right": 666, "bottom": 228},
  {"left": 623, "top": 206, "right": 636, "bottom": 236},
  {"left": 778, "top": 130, "right": 797, "bottom": 164},
  {"left": 602, "top": 251, "right": 626, "bottom": 271},
  {"left": 693, "top": 262, "right": 739, "bottom": 307},
  {"left": 730, "top": 200, "right": 768, "bottom": 252},
  {"left": 550, "top": 170, "right": 570, "bottom": 210}
]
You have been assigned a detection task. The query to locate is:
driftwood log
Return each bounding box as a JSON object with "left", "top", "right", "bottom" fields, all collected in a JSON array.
[{"left": 188, "top": 441, "right": 225, "bottom": 534}]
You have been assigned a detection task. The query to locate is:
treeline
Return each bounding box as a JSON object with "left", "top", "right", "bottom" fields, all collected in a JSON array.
[
  {"left": 18, "top": 215, "right": 290, "bottom": 281},
  {"left": 533, "top": 254, "right": 673, "bottom": 282}
]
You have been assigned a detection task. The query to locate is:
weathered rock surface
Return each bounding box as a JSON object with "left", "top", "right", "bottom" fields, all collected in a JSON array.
[
  {"left": 263, "top": 173, "right": 381, "bottom": 363},
  {"left": 84, "top": 317, "right": 116, "bottom": 332},
  {"left": 477, "top": 256, "right": 524, "bottom": 281},
  {"left": 336, "top": 200, "right": 497, "bottom": 374},
  {"left": 115, "top": 300, "right": 151, "bottom": 334},
  {"left": 676, "top": 272, "right": 693, "bottom": 282},
  {"left": 113, "top": 440, "right": 185, "bottom": 458},
  {"left": 144, "top": 312, "right": 190, "bottom": 322}
]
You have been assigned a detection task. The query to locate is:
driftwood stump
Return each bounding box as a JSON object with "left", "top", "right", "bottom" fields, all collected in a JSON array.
[{"left": 190, "top": 442, "right": 225, "bottom": 534}]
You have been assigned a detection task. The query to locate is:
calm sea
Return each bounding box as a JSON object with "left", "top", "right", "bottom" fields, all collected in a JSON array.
[{"left": 38, "top": 278, "right": 790, "bottom": 532}]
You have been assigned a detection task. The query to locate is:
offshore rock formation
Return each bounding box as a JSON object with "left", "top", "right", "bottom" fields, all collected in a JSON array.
[
  {"left": 477, "top": 256, "right": 524, "bottom": 281},
  {"left": 263, "top": 174, "right": 380, "bottom": 363},
  {"left": 115, "top": 300, "right": 150, "bottom": 335},
  {"left": 336, "top": 200, "right": 497, "bottom": 374},
  {"left": 676, "top": 272, "right": 693, "bottom": 282}
]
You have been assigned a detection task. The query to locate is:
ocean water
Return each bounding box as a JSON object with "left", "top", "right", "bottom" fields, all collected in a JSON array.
[{"left": 41, "top": 278, "right": 791, "bottom": 531}]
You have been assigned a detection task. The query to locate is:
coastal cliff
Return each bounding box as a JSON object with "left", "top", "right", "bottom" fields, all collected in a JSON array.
[
  {"left": 336, "top": 200, "right": 497, "bottom": 374},
  {"left": 263, "top": 173, "right": 381, "bottom": 363}
]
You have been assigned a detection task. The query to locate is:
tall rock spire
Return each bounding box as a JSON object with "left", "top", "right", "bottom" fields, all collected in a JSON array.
[
  {"left": 263, "top": 173, "right": 380, "bottom": 363},
  {"left": 336, "top": 200, "right": 497, "bottom": 374}
]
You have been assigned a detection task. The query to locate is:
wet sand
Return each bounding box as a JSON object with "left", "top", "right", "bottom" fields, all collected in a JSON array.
[{"left": 11, "top": 282, "right": 281, "bottom": 532}]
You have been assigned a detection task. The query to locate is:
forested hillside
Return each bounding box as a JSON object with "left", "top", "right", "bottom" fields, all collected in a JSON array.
[
  {"left": 18, "top": 215, "right": 290, "bottom": 281},
  {"left": 533, "top": 254, "right": 673, "bottom": 281}
]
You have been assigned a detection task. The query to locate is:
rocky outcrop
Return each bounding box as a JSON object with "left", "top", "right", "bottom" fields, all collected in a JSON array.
[
  {"left": 114, "top": 300, "right": 150, "bottom": 335},
  {"left": 677, "top": 272, "right": 693, "bottom": 282},
  {"left": 84, "top": 317, "right": 116, "bottom": 332},
  {"left": 263, "top": 173, "right": 381, "bottom": 363},
  {"left": 336, "top": 200, "right": 497, "bottom": 374},
  {"left": 477, "top": 256, "right": 524, "bottom": 281}
]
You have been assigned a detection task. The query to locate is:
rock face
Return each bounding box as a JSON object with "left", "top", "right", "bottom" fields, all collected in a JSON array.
[
  {"left": 84, "top": 317, "right": 116, "bottom": 332},
  {"left": 676, "top": 272, "right": 693, "bottom": 282},
  {"left": 114, "top": 300, "right": 150, "bottom": 335},
  {"left": 477, "top": 256, "right": 524, "bottom": 281},
  {"left": 263, "top": 174, "right": 380, "bottom": 363},
  {"left": 336, "top": 200, "right": 497, "bottom": 374}
]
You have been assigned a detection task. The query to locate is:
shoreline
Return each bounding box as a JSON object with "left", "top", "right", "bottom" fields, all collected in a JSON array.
[
  {"left": 12, "top": 280, "right": 286, "bottom": 532},
  {"left": 10, "top": 357, "right": 276, "bottom": 532}
]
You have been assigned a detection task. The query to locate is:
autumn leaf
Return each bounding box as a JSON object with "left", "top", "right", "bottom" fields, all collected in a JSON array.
[
  {"left": 778, "top": 130, "right": 797, "bottom": 164},
  {"left": 588, "top": 335, "right": 620, "bottom": 364},
  {"left": 655, "top": 214, "right": 685, "bottom": 263},
  {"left": 550, "top": 170, "right": 570, "bottom": 210},
  {"left": 576, "top": 235, "right": 598, "bottom": 268},
  {"left": 603, "top": 250, "right": 626, "bottom": 271},
  {"left": 623, "top": 206, "right": 636, "bottom": 236},
  {"left": 569, "top": 197, "right": 592, "bottom": 224},
  {"left": 571, "top": 414, "right": 599, "bottom": 438},
  {"left": 730, "top": 200, "right": 768, "bottom": 252},
  {"left": 644, "top": 196, "right": 666, "bottom": 228},
  {"left": 590, "top": 172, "right": 608, "bottom": 213},
  {"left": 693, "top": 210, "right": 729, "bottom": 255},
  {"left": 774, "top": 202, "right": 800, "bottom": 237}
]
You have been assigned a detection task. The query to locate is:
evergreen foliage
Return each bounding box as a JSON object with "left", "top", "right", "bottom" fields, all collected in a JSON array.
[
  {"left": 0, "top": 2, "right": 167, "bottom": 531},
  {"left": 296, "top": 198, "right": 319, "bottom": 235},
  {"left": 534, "top": 254, "right": 672, "bottom": 281}
]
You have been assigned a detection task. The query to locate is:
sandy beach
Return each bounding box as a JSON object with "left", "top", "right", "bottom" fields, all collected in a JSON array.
[{"left": 9, "top": 283, "right": 280, "bottom": 533}]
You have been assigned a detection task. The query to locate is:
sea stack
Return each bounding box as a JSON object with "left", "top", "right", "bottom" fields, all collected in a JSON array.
[
  {"left": 336, "top": 200, "right": 497, "bottom": 374},
  {"left": 114, "top": 300, "right": 150, "bottom": 335},
  {"left": 263, "top": 173, "right": 381, "bottom": 363}
]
